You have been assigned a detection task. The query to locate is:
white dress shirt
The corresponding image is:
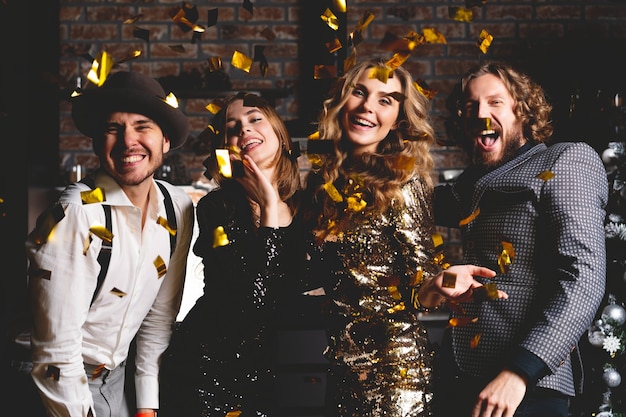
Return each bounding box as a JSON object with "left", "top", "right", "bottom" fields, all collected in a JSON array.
[{"left": 26, "top": 170, "right": 194, "bottom": 416}]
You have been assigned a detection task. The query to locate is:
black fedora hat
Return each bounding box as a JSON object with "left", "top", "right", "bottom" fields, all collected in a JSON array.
[{"left": 71, "top": 71, "right": 190, "bottom": 149}]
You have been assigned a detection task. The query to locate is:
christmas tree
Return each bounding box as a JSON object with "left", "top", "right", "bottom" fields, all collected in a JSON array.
[{"left": 579, "top": 139, "right": 626, "bottom": 416}]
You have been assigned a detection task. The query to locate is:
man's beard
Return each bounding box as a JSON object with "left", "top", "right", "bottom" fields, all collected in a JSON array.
[{"left": 472, "top": 130, "right": 525, "bottom": 170}]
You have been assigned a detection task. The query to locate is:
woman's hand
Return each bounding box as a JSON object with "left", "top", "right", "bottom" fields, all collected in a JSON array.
[
  {"left": 236, "top": 154, "right": 290, "bottom": 228},
  {"left": 418, "top": 264, "right": 507, "bottom": 308},
  {"left": 237, "top": 154, "right": 278, "bottom": 207}
]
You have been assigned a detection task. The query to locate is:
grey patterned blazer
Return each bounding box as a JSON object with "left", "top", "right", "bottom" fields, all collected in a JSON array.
[{"left": 434, "top": 142, "right": 608, "bottom": 396}]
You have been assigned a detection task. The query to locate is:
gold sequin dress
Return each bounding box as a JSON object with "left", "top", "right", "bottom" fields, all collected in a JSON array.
[{"left": 306, "top": 175, "right": 440, "bottom": 417}]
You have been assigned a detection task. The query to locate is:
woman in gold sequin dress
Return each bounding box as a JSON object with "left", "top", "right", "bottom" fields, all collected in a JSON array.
[{"left": 300, "top": 58, "right": 500, "bottom": 417}]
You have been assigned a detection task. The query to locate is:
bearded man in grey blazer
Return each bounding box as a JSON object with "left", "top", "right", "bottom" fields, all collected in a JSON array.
[{"left": 428, "top": 62, "right": 608, "bottom": 417}]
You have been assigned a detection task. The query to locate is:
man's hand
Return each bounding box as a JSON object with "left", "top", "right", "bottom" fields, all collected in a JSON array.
[{"left": 472, "top": 370, "right": 527, "bottom": 417}]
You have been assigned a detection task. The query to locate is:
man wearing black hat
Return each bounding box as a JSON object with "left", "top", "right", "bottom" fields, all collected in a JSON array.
[{"left": 23, "top": 71, "right": 195, "bottom": 417}]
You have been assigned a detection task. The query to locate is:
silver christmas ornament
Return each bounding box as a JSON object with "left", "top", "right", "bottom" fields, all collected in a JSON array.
[
  {"left": 602, "top": 301, "right": 626, "bottom": 326},
  {"left": 603, "top": 368, "right": 622, "bottom": 388},
  {"left": 602, "top": 147, "right": 619, "bottom": 166},
  {"left": 588, "top": 319, "right": 606, "bottom": 347}
]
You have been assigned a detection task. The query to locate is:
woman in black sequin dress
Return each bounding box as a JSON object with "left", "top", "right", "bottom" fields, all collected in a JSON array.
[{"left": 159, "top": 92, "right": 305, "bottom": 417}]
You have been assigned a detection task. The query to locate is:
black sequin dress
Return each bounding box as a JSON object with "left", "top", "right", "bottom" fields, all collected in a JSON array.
[
  {"left": 159, "top": 181, "right": 305, "bottom": 417},
  {"left": 305, "top": 175, "right": 440, "bottom": 417}
]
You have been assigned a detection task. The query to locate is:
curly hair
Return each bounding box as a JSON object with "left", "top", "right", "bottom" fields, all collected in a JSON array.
[
  {"left": 201, "top": 92, "right": 301, "bottom": 203},
  {"left": 304, "top": 58, "right": 435, "bottom": 229},
  {"left": 445, "top": 61, "right": 553, "bottom": 150}
]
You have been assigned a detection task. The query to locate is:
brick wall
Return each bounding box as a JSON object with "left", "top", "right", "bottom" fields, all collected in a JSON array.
[{"left": 57, "top": 0, "right": 626, "bottom": 257}]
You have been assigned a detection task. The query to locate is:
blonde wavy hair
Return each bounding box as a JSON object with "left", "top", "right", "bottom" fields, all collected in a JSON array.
[{"left": 304, "top": 58, "right": 435, "bottom": 229}]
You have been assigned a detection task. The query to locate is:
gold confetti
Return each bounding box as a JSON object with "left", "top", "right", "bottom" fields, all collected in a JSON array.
[
  {"left": 208, "top": 56, "right": 223, "bottom": 72},
  {"left": 157, "top": 216, "right": 177, "bottom": 236},
  {"left": 87, "top": 51, "right": 114, "bottom": 87},
  {"left": 385, "top": 53, "right": 410, "bottom": 70},
  {"left": 81, "top": 188, "right": 105, "bottom": 204},
  {"left": 476, "top": 117, "right": 493, "bottom": 134},
  {"left": 124, "top": 14, "right": 143, "bottom": 24},
  {"left": 205, "top": 101, "right": 222, "bottom": 115},
  {"left": 477, "top": 29, "right": 494, "bottom": 54},
  {"left": 432, "top": 233, "right": 444, "bottom": 248},
  {"left": 154, "top": 255, "right": 167, "bottom": 278},
  {"left": 448, "top": 316, "right": 478, "bottom": 327},
  {"left": 346, "top": 195, "right": 367, "bottom": 212},
  {"left": 470, "top": 333, "right": 481, "bottom": 349},
  {"left": 313, "top": 65, "right": 337, "bottom": 80},
  {"left": 449, "top": 6, "right": 474, "bottom": 22},
  {"left": 379, "top": 32, "right": 412, "bottom": 53},
  {"left": 368, "top": 66, "right": 393, "bottom": 83},
  {"left": 473, "top": 282, "right": 500, "bottom": 301},
  {"left": 325, "top": 38, "right": 343, "bottom": 54},
  {"left": 410, "top": 288, "right": 421, "bottom": 309},
  {"left": 213, "top": 226, "right": 230, "bottom": 248},
  {"left": 321, "top": 8, "right": 339, "bottom": 31},
  {"left": 226, "top": 411, "right": 242, "bottom": 417},
  {"left": 410, "top": 268, "right": 424, "bottom": 286},
  {"left": 459, "top": 208, "right": 480, "bottom": 227},
  {"left": 164, "top": 92, "right": 179, "bottom": 109},
  {"left": 343, "top": 48, "right": 357, "bottom": 73},
  {"left": 307, "top": 154, "right": 323, "bottom": 170},
  {"left": 422, "top": 27, "right": 447, "bottom": 44},
  {"left": 323, "top": 182, "right": 344, "bottom": 202},
  {"left": 387, "top": 285, "right": 402, "bottom": 301},
  {"left": 442, "top": 271, "right": 457, "bottom": 288},
  {"left": 387, "top": 302, "right": 406, "bottom": 314},
  {"left": 215, "top": 149, "right": 232, "bottom": 178},
  {"left": 92, "top": 364, "right": 106, "bottom": 379},
  {"left": 332, "top": 0, "right": 346, "bottom": 13},
  {"left": 110, "top": 288, "right": 126, "bottom": 297},
  {"left": 89, "top": 223, "right": 113, "bottom": 244},
  {"left": 536, "top": 170, "right": 555, "bottom": 181},
  {"left": 171, "top": 3, "right": 203, "bottom": 33},
  {"left": 498, "top": 241, "right": 514, "bottom": 274},
  {"left": 117, "top": 49, "right": 142, "bottom": 64},
  {"left": 354, "top": 10, "right": 375, "bottom": 33},
  {"left": 415, "top": 79, "right": 437, "bottom": 100},
  {"left": 231, "top": 50, "right": 253, "bottom": 73}
]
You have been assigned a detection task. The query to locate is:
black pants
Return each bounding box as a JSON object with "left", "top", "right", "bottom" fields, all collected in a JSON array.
[
  {"left": 433, "top": 375, "right": 569, "bottom": 417},
  {"left": 432, "top": 334, "right": 569, "bottom": 417}
]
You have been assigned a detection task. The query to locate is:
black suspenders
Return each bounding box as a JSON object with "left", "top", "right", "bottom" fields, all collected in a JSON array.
[
  {"left": 92, "top": 204, "right": 112, "bottom": 306},
  {"left": 80, "top": 178, "right": 177, "bottom": 306},
  {"left": 156, "top": 181, "right": 177, "bottom": 255}
]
